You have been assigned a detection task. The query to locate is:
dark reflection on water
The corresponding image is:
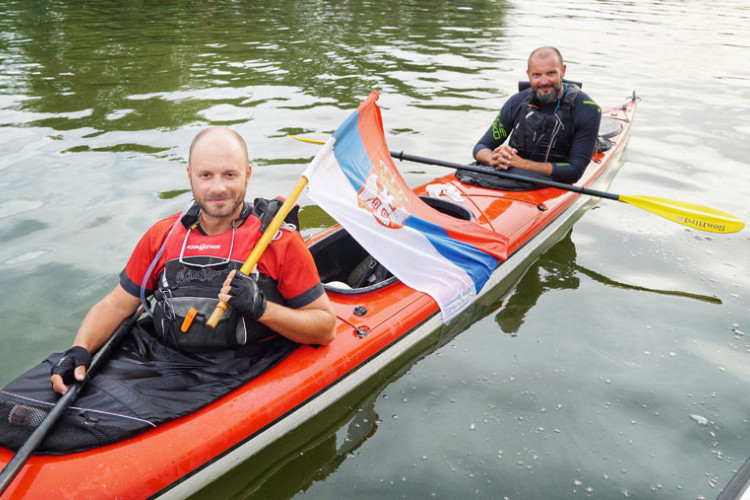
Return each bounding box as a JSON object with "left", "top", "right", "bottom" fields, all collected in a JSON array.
[
  {"left": 1, "top": 0, "right": 509, "bottom": 136},
  {"left": 494, "top": 229, "right": 722, "bottom": 335},
  {"left": 494, "top": 231, "right": 581, "bottom": 335},
  {"left": 0, "top": 219, "right": 49, "bottom": 242},
  {"left": 190, "top": 368, "right": 386, "bottom": 500}
]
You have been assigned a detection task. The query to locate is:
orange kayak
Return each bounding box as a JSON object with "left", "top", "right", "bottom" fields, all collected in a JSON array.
[{"left": 0, "top": 94, "right": 637, "bottom": 499}]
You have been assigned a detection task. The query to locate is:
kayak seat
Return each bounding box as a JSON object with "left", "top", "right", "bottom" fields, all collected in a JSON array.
[
  {"left": 594, "top": 117, "right": 621, "bottom": 155},
  {"left": 599, "top": 116, "right": 622, "bottom": 139},
  {"left": 310, "top": 227, "right": 398, "bottom": 294},
  {"left": 346, "top": 255, "right": 390, "bottom": 289}
]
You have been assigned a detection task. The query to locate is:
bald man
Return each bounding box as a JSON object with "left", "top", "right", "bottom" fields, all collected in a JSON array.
[
  {"left": 473, "top": 46, "right": 601, "bottom": 184},
  {"left": 51, "top": 127, "right": 336, "bottom": 394}
]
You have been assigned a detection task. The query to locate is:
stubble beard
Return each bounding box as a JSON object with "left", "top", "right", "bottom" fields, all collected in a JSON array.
[
  {"left": 532, "top": 82, "right": 562, "bottom": 105},
  {"left": 197, "top": 194, "right": 244, "bottom": 219}
]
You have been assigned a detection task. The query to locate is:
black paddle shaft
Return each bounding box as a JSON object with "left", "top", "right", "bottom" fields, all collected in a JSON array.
[
  {"left": 389, "top": 151, "right": 621, "bottom": 202},
  {"left": 0, "top": 310, "right": 140, "bottom": 495}
]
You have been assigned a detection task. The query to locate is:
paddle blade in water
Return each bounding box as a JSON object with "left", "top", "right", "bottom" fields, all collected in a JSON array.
[{"left": 619, "top": 195, "right": 745, "bottom": 233}]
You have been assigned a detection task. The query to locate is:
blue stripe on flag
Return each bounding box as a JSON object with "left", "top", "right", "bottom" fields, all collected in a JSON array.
[
  {"left": 404, "top": 217, "right": 499, "bottom": 293},
  {"left": 331, "top": 110, "right": 369, "bottom": 190}
]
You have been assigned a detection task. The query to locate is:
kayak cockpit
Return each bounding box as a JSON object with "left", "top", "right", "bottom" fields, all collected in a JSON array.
[
  {"left": 309, "top": 195, "right": 473, "bottom": 294},
  {"left": 311, "top": 227, "right": 396, "bottom": 293}
]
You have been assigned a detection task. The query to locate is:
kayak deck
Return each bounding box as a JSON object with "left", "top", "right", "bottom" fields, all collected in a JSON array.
[{"left": 0, "top": 95, "right": 637, "bottom": 499}]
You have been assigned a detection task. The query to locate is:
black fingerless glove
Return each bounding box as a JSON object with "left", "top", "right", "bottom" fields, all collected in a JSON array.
[
  {"left": 228, "top": 272, "right": 267, "bottom": 321},
  {"left": 51, "top": 346, "right": 91, "bottom": 385}
]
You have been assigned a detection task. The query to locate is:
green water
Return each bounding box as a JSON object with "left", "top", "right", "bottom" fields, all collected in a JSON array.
[{"left": 1, "top": 0, "right": 749, "bottom": 498}]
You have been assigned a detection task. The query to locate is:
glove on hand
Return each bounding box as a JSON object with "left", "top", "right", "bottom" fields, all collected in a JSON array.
[
  {"left": 228, "top": 272, "right": 267, "bottom": 321},
  {"left": 51, "top": 346, "right": 91, "bottom": 386}
]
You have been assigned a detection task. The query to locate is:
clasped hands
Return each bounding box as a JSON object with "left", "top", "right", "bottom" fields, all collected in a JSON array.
[{"left": 489, "top": 144, "right": 519, "bottom": 170}]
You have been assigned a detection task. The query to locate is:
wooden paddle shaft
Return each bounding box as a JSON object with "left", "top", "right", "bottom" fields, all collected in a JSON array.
[{"left": 206, "top": 176, "right": 309, "bottom": 329}]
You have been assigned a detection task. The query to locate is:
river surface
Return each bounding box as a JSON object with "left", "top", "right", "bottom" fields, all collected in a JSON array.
[{"left": 1, "top": 1, "right": 749, "bottom": 498}]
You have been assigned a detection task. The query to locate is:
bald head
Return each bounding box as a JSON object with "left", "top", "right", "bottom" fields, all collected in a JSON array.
[
  {"left": 188, "top": 126, "right": 249, "bottom": 168},
  {"left": 528, "top": 46, "right": 564, "bottom": 70},
  {"left": 186, "top": 126, "right": 252, "bottom": 227}
]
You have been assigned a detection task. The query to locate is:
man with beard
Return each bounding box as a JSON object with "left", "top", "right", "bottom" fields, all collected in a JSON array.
[
  {"left": 472, "top": 46, "right": 601, "bottom": 184},
  {"left": 50, "top": 126, "right": 336, "bottom": 394}
]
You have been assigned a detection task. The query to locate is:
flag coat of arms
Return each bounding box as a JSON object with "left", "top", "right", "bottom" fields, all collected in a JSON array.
[{"left": 303, "top": 91, "right": 508, "bottom": 322}]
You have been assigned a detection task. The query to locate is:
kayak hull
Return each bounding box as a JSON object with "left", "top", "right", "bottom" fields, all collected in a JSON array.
[{"left": 0, "top": 96, "right": 637, "bottom": 499}]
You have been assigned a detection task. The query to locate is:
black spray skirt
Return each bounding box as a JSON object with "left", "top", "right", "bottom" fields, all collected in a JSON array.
[{"left": 0, "top": 318, "right": 297, "bottom": 454}]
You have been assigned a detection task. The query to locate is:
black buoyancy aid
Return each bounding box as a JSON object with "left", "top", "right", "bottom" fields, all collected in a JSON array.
[
  {"left": 151, "top": 199, "right": 297, "bottom": 353},
  {"left": 508, "top": 84, "right": 580, "bottom": 163}
]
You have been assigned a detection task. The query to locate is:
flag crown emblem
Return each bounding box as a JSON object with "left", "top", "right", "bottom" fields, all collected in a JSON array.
[{"left": 357, "top": 160, "right": 410, "bottom": 229}]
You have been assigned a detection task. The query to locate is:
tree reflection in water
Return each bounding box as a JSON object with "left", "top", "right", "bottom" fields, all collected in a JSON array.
[{"left": 494, "top": 229, "right": 721, "bottom": 336}]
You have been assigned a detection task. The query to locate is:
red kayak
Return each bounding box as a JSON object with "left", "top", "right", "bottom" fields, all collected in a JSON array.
[{"left": 0, "top": 94, "right": 637, "bottom": 499}]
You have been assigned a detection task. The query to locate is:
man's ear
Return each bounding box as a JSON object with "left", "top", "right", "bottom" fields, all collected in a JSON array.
[
  {"left": 247, "top": 163, "right": 252, "bottom": 182},
  {"left": 561, "top": 64, "right": 567, "bottom": 78}
]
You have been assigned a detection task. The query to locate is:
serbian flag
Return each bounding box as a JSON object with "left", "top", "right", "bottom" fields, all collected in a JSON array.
[{"left": 303, "top": 91, "right": 508, "bottom": 322}]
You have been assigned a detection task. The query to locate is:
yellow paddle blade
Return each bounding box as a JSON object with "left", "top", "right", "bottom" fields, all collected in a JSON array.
[
  {"left": 619, "top": 195, "right": 745, "bottom": 234},
  {"left": 287, "top": 134, "right": 325, "bottom": 145}
]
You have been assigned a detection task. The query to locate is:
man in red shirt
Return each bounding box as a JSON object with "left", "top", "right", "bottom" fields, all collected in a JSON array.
[{"left": 51, "top": 126, "right": 336, "bottom": 394}]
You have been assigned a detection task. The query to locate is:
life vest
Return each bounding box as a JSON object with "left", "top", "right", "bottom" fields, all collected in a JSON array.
[
  {"left": 151, "top": 200, "right": 295, "bottom": 353},
  {"left": 508, "top": 84, "right": 580, "bottom": 163}
]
